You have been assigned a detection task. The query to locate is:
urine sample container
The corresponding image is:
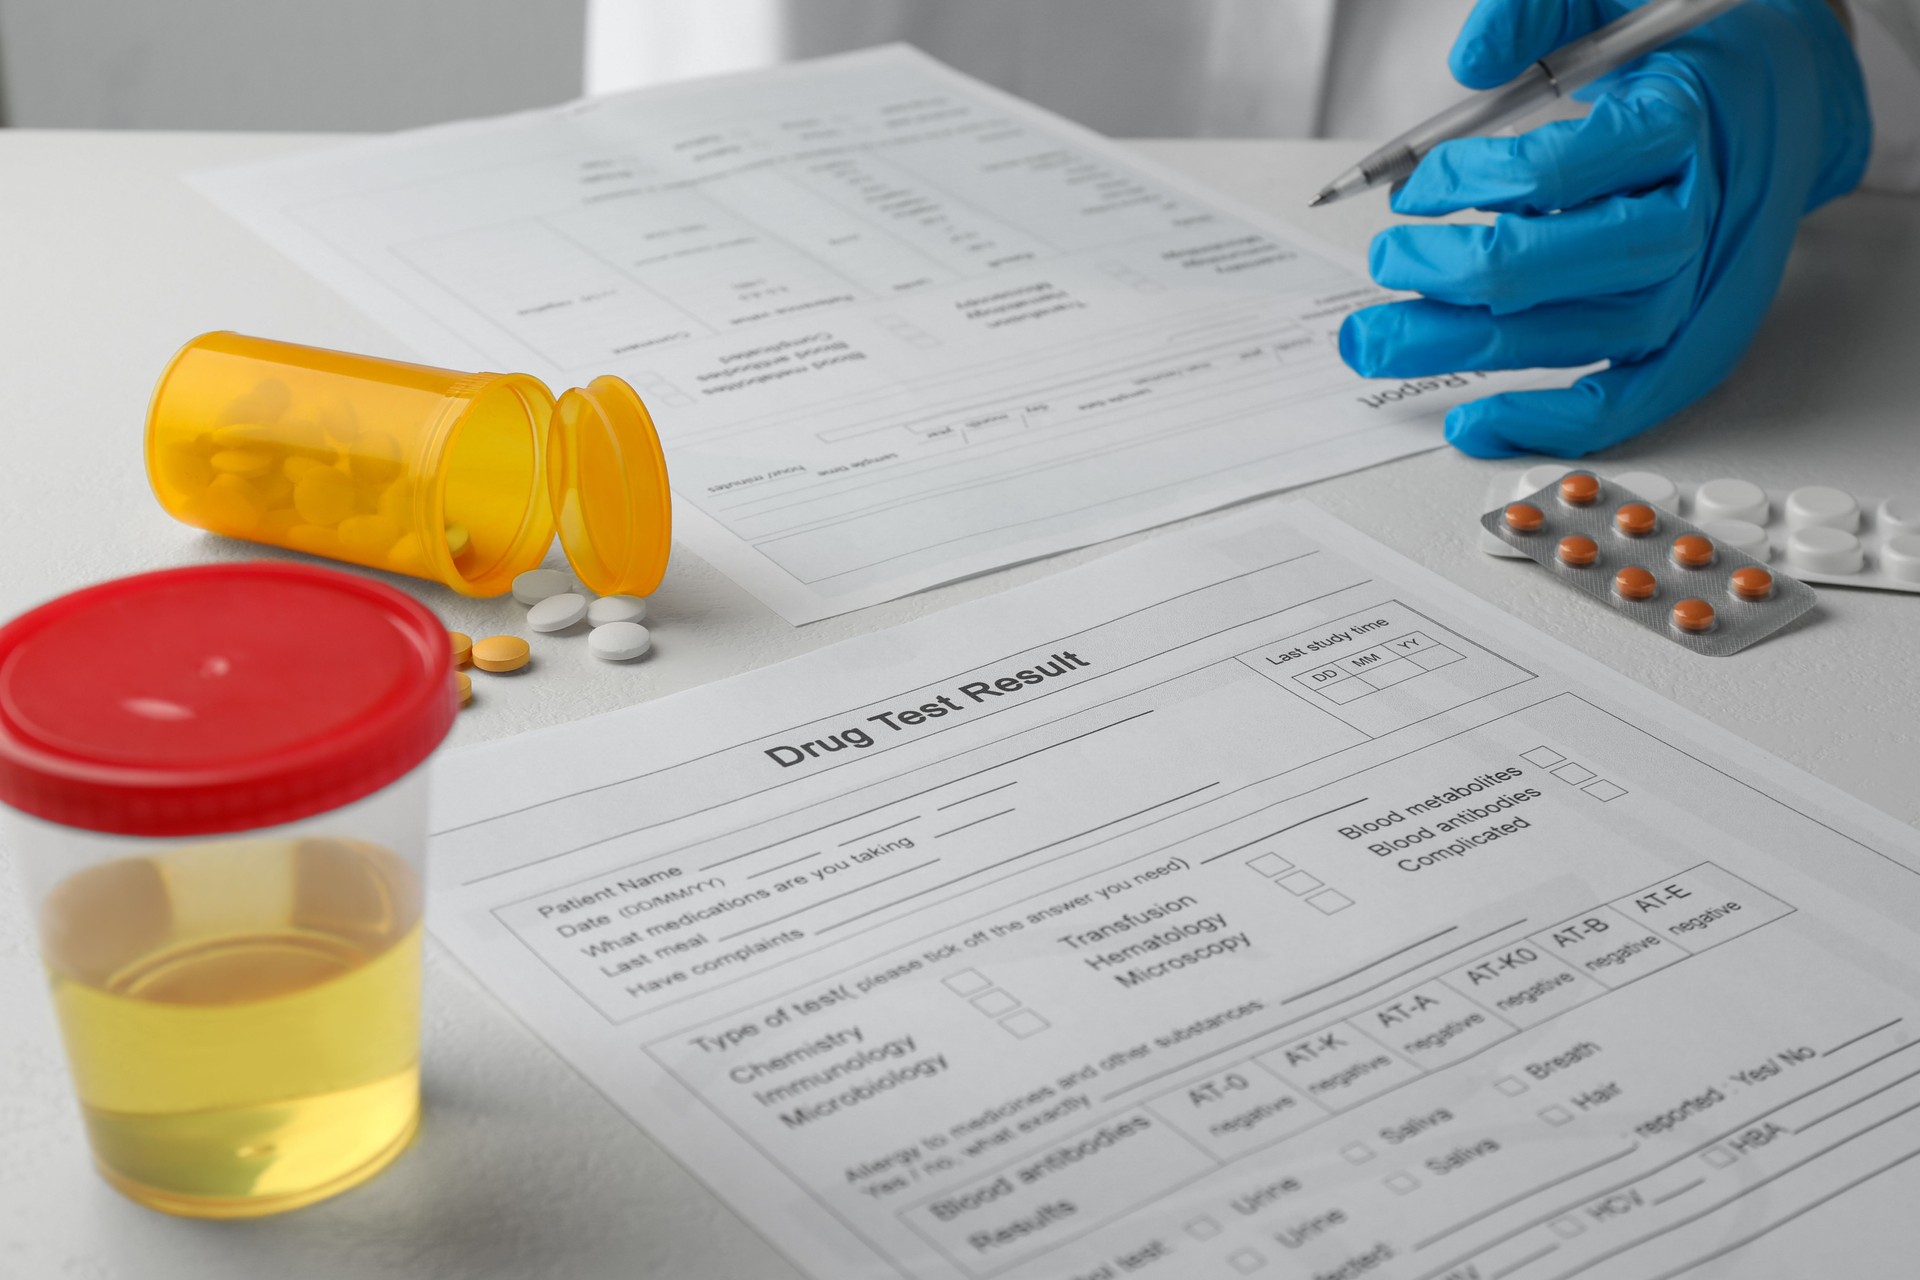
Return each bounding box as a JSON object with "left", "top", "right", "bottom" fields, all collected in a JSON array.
[
  {"left": 146, "top": 332, "right": 672, "bottom": 599},
  {"left": 0, "top": 563, "right": 456, "bottom": 1218}
]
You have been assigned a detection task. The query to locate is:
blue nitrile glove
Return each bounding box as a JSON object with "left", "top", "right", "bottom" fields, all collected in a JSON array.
[{"left": 1338, "top": 0, "right": 1872, "bottom": 458}]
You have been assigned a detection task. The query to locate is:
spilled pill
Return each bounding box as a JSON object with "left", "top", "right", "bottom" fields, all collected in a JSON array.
[
  {"left": 511, "top": 569, "right": 574, "bottom": 606},
  {"left": 586, "top": 595, "right": 648, "bottom": 627},
  {"left": 472, "top": 635, "right": 530, "bottom": 673},
  {"left": 589, "top": 622, "right": 652, "bottom": 662},
  {"left": 527, "top": 593, "right": 589, "bottom": 633},
  {"left": 455, "top": 671, "right": 472, "bottom": 706},
  {"left": 449, "top": 631, "right": 472, "bottom": 669}
]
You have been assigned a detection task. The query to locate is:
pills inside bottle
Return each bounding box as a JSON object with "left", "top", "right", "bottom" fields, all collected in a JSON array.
[
  {"left": 1614, "top": 503, "right": 1658, "bottom": 537},
  {"left": 1559, "top": 473, "right": 1601, "bottom": 507},
  {"left": 1504, "top": 503, "right": 1545, "bottom": 533},
  {"left": 1557, "top": 535, "right": 1599, "bottom": 567},
  {"left": 1671, "top": 534, "right": 1716, "bottom": 569},
  {"left": 1729, "top": 567, "right": 1775, "bottom": 602},
  {"left": 1614, "top": 566, "right": 1657, "bottom": 600},
  {"left": 1672, "top": 598, "right": 1717, "bottom": 633}
]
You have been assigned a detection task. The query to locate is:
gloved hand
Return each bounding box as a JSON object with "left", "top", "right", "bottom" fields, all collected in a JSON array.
[{"left": 1338, "top": 0, "right": 1872, "bottom": 458}]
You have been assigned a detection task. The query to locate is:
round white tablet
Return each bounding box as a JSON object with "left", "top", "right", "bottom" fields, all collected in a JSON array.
[
  {"left": 527, "top": 592, "right": 589, "bottom": 633},
  {"left": 1786, "top": 526, "right": 1865, "bottom": 575},
  {"left": 1877, "top": 496, "right": 1920, "bottom": 535},
  {"left": 586, "top": 595, "right": 648, "bottom": 627},
  {"left": 589, "top": 621, "right": 652, "bottom": 661},
  {"left": 1693, "top": 478, "right": 1770, "bottom": 525},
  {"left": 1609, "top": 470, "right": 1679, "bottom": 510},
  {"left": 512, "top": 568, "right": 575, "bottom": 605},
  {"left": 1783, "top": 485, "right": 1860, "bottom": 532},
  {"left": 1699, "top": 519, "right": 1770, "bottom": 561}
]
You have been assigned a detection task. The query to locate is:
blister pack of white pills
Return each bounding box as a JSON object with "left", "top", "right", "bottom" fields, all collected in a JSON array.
[
  {"left": 1480, "top": 470, "right": 1816, "bottom": 656},
  {"left": 1481, "top": 466, "right": 1920, "bottom": 591}
]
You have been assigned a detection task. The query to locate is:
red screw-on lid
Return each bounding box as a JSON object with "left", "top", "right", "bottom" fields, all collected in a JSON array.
[{"left": 0, "top": 563, "right": 455, "bottom": 836}]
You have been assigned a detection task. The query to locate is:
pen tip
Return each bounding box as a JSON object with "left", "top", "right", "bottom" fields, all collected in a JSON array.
[{"left": 1307, "top": 189, "right": 1334, "bottom": 208}]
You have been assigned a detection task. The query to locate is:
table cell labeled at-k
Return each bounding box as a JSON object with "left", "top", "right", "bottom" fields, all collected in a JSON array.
[{"left": 1257, "top": 1022, "right": 1422, "bottom": 1111}]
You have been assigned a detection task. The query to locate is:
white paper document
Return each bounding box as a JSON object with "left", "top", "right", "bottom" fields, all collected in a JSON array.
[
  {"left": 429, "top": 503, "right": 1920, "bottom": 1280},
  {"left": 193, "top": 47, "right": 1555, "bottom": 622}
]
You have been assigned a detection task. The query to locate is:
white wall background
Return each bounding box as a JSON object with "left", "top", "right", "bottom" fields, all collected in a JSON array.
[{"left": 0, "top": 0, "right": 587, "bottom": 130}]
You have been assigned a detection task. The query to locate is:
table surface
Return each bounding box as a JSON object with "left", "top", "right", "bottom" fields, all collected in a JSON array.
[{"left": 0, "top": 129, "right": 1915, "bottom": 1280}]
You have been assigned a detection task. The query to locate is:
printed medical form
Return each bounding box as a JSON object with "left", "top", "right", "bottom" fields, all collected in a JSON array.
[
  {"left": 194, "top": 47, "right": 1561, "bottom": 621},
  {"left": 430, "top": 504, "right": 1920, "bottom": 1280}
]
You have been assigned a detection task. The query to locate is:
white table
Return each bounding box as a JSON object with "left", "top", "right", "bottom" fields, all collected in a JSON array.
[{"left": 1, "top": 131, "right": 1915, "bottom": 1279}]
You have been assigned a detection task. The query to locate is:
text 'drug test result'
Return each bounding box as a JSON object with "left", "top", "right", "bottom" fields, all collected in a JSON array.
[{"left": 428, "top": 505, "right": 1920, "bottom": 1279}]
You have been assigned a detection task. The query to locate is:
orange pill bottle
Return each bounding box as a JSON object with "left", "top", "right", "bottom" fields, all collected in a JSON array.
[{"left": 145, "top": 333, "right": 671, "bottom": 598}]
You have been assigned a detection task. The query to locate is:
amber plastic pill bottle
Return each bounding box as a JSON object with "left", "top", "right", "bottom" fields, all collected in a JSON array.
[{"left": 145, "top": 332, "right": 671, "bottom": 599}]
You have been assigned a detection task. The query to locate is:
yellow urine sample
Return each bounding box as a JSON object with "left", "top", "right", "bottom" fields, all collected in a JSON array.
[{"left": 40, "top": 837, "right": 423, "bottom": 1218}]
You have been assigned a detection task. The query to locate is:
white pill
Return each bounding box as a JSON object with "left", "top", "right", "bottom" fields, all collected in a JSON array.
[
  {"left": 1514, "top": 465, "right": 1566, "bottom": 499},
  {"left": 586, "top": 595, "right": 648, "bottom": 627},
  {"left": 1609, "top": 470, "right": 1679, "bottom": 510},
  {"left": 1693, "top": 478, "right": 1770, "bottom": 525},
  {"left": 1700, "top": 519, "right": 1770, "bottom": 561},
  {"left": 1884, "top": 534, "right": 1920, "bottom": 584},
  {"left": 589, "top": 621, "right": 652, "bottom": 661},
  {"left": 527, "top": 592, "right": 589, "bottom": 633},
  {"left": 512, "top": 568, "right": 575, "bottom": 605},
  {"left": 1784, "top": 485, "right": 1860, "bottom": 532},
  {"left": 1787, "top": 526, "right": 1865, "bottom": 575},
  {"left": 1878, "top": 496, "right": 1920, "bottom": 534}
]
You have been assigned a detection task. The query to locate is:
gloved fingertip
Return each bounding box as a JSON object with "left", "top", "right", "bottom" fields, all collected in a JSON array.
[
  {"left": 1366, "top": 228, "right": 1442, "bottom": 295},
  {"left": 1337, "top": 311, "right": 1378, "bottom": 376},
  {"left": 1443, "top": 404, "right": 1526, "bottom": 459},
  {"left": 1449, "top": 41, "right": 1521, "bottom": 92},
  {"left": 1390, "top": 157, "right": 1459, "bottom": 218}
]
